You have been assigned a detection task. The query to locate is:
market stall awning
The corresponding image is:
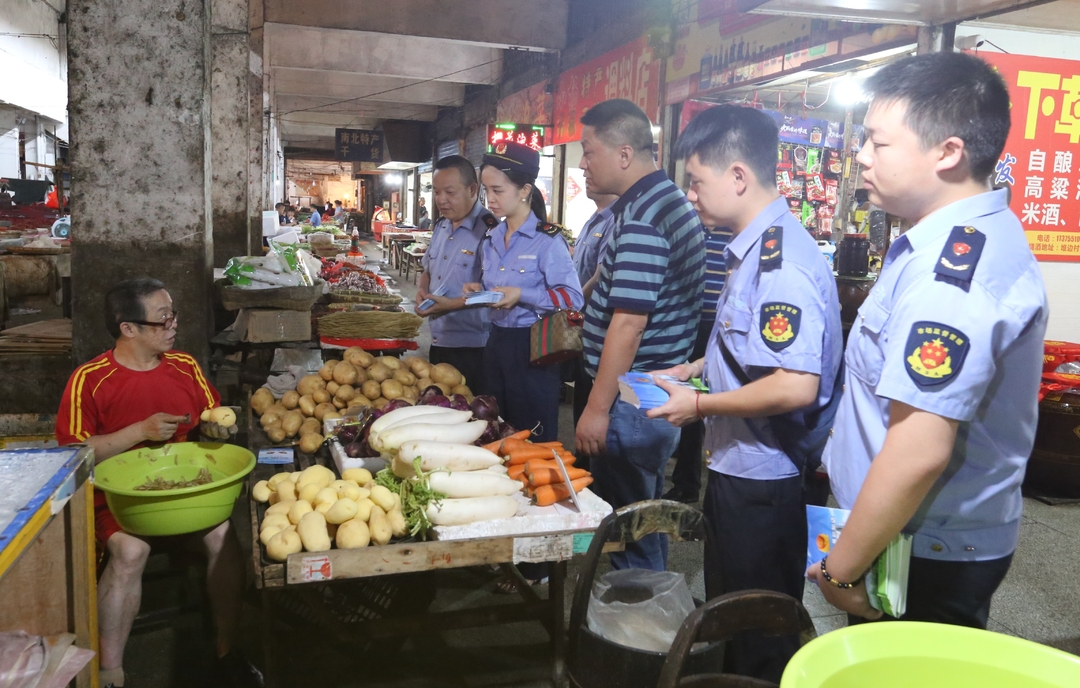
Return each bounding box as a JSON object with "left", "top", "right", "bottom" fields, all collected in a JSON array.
[{"left": 737, "top": 0, "right": 1055, "bottom": 25}]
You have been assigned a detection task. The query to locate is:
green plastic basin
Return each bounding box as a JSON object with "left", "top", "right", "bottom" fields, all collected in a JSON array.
[
  {"left": 94, "top": 442, "right": 256, "bottom": 536},
  {"left": 782, "top": 622, "right": 1080, "bottom": 688}
]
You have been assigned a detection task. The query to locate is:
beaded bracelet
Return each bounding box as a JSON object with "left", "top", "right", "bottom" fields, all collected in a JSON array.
[
  {"left": 695, "top": 392, "right": 702, "bottom": 419},
  {"left": 820, "top": 557, "right": 863, "bottom": 589}
]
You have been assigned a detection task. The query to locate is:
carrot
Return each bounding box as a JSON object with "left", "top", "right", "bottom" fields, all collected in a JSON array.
[
  {"left": 507, "top": 446, "right": 562, "bottom": 465},
  {"left": 527, "top": 466, "right": 589, "bottom": 487},
  {"left": 508, "top": 464, "right": 527, "bottom": 480},
  {"left": 481, "top": 439, "right": 504, "bottom": 453},
  {"left": 481, "top": 429, "right": 532, "bottom": 455},
  {"left": 524, "top": 457, "right": 577, "bottom": 474},
  {"left": 532, "top": 477, "right": 594, "bottom": 507},
  {"left": 534, "top": 441, "right": 564, "bottom": 449}
]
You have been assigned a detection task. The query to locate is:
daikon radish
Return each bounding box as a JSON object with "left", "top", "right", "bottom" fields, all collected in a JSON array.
[
  {"left": 370, "top": 410, "right": 473, "bottom": 450},
  {"left": 396, "top": 440, "right": 502, "bottom": 472},
  {"left": 427, "top": 471, "right": 524, "bottom": 498},
  {"left": 376, "top": 419, "right": 488, "bottom": 453},
  {"left": 368, "top": 405, "right": 456, "bottom": 442},
  {"left": 426, "top": 496, "right": 519, "bottom": 526},
  {"left": 487, "top": 464, "right": 509, "bottom": 475}
]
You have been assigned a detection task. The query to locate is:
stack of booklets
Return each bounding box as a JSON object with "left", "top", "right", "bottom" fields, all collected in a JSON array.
[
  {"left": 417, "top": 283, "right": 448, "bottom": 311},
  {"left": 464, "top": 291, "right": 504, "bottom": 306},
  {"left": 806, "top": 505, "right": 912, "bottom": 617},
  {"left": 617, "top": 373, "right": 708, "bottom": 410}
]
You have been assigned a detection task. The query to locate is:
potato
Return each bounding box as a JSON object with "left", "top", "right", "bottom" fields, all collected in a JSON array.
[
  {"left": 267, "top": 472, "right": 289, "bottom": 490},
  {"left": 296, "top": 374, "right": 326, "bottom": 397},
  {"left": 381, "top": 380, "right": 404, "bottom": 400},
  {"left": 361, "top": 380, "right": 382, "bottom": 400},
  {"left": 410, "top": 360, "right": 433, "bottom": 379},
  {"left": 431, "top": 362, "right": 463, "bottom": 388},
  {"left": 281, "top": 390, "right": 300, "bottom": 410},
  {"left": 297, "top": 464, "right": 334, "bottom": 490},
  {"left": 435, "top": 383, "right": 452, "bottom": 396},
  {"left": 314, "top": 402, "right": 336, "bottom": 421},
  {"left": 333, "top": 398, "right": 346, "bottom": 410},
  {"left": 287, "top": 499, "right": 313, "bottom": 525},
  {"left": 298, "top": 395, "right": 317, "bottom": 417},
  {"left": 451, "top": 385, "right": 472, "bottom": 398},
  {"left": 259, "top": 525, "right": 284, "bottom": 546},
  {"left": 201, "top": 408, "right": 212, "bottom": 422},
  {"left": 335, "top": 384, "right": 356, "bottom": 402},
  {"left": 368, "top": 505, "right": 392, "bottom": 545},
  {"left": 260, "top": 410, "right": 283, "bottom": 429},
  {"left": 393, "top": 369, "right": 417, "bottom": 387},
  {"left": 267, "top": 425, "right": 287, "bottom": 444},
  {"left": 342, "top": 468, "right": 372, "bottom": 484},
  {"left": 372, "top": 397, "right": 390, "bottom": 410},
  {"left": 416, "top": 377, "right": 434, "bottom": 392},
  {"left": 333, "top": 361, "right": 359, "bottom": 386},
  {"left": 298, "top": 483, "right": 320, "bottom": 504},
  {"left": 325, "top": 381, "right": 340, "bottom": 396},
  {"left": 354, "top": 497, "right": 375, "bottom": 522},
  {"left": 324, "top": 410, "right": 342, "bottom": 422},
  {"left": 342, "top": 346, "right": 365, "bottom": 364},
  {"left": 313, "top": 487, "right": 339, "bottom": 508},
  {"left": 288, "top": 471, "right": 301, "bottom": 483},
  {"left": 266, "top": 529, "right": 302, "bottom": 561},
  {"left": 376, "top": 356, "right": 402, "bottom": 371},
  {"left": 299, "top": 417, "right": 322, "bottom": 436},
  {"left": 369, "top": 364, "right": 392, "bottom": 384},
  {"left": 281, "top": 410, "right": 303, "bottom": 438},
  {"left": 338, "top": 483, "right": 363, "bottom": 501},
  {"left": 260, "top": 512, "right": 290, "bottom": 531},
  {"left": 276, "top": 479, "right": 297, "bottom": 502},
  {"left": 252, "top": 480, "right": 272, "bottom": 503},
  {"left": 325, "top": 498, "right": 359, "bottom": 524},
  {"left": 318, "top": 362, "right": 337, "bottom": 381},
  {"left": 315, "top": 501, "right": 333, "bottom": 515},
  {"left": 251, "top": 388, "right": 274, "bottom": 415},
  {"left": 345, "top": 348, "right": 374, "bottom": 368},
  {"left": 297, "top": 511, "right": 331, "bottom": 552},
  {"left": 313, "top": 389, "right": 331, "bottom": 405},
  {"left": 369, "top": 484, "right": 397, "bottom": 512},
  {"left": 348, "top": 395, "right": 372, "bottom": 409},
  {"left": 352, "top": 366, "right": 369, "bottom": 385},
  {"left": 265, "top": 499, "right": 294, "bottom": 517},
  {"left": 209, "top": 407, "right": 236, "bottom": 426},
  {"left": 401, "top": 386, "right": 419, "bottom": 403},
  {"left": 387, "top": 505, "right": 408, "bottom": 538},
  {"left": 336, "top": 519, "right": 370, "bottom": 549},
  {"left": 299, "top": 433, "right": 324, "bottom": 455},
  {"left": 268, "top": 492, "right": 280, "bottom": 505}
]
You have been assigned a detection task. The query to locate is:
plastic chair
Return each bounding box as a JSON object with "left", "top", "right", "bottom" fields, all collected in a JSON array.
[
  {"left": 657, "top": 590, "right": 817, "bottom": 688},
  {"left": 567, "top": 500, "right": 724, "bottom": 688}
]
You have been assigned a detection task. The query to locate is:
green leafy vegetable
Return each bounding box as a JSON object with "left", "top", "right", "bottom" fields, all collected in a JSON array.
[{"left": 376, "top": 457, "right": 445, "bottom": 538}]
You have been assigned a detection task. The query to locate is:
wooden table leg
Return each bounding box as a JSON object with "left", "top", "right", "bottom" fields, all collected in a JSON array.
[{"left": 551, "top": 559, "right": 569, "bottom": 688}]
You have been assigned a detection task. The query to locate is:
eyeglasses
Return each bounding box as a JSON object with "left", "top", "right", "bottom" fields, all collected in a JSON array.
[{"left": 129, "top": 311, "right": 179, "bottom": 330}]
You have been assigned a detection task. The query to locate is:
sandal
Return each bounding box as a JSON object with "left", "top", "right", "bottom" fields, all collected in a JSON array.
[{"left": 494, "top": 574, "right": 549, "bottom": 594}]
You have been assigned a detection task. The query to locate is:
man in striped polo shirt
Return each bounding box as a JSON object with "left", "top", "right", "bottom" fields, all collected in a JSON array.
[{"left": 574, "top": 98, "right": 706, "bottom": 571}]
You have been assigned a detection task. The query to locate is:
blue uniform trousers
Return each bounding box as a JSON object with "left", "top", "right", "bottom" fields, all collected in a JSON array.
[{"left": 483, "top": 325, "right": 561, "bottom": 443}]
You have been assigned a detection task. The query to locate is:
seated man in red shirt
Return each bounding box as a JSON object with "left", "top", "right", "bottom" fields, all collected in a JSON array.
[{"left": 56, "top": 278, "right": 261, "bottom": 688}]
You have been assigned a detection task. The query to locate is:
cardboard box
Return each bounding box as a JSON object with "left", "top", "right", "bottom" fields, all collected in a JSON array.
[{"left": 238, "top": 308, "right": 311, "bottom": 343}]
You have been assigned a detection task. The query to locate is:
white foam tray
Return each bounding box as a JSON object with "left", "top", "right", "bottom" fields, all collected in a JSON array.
[{"left": 431, "top": 488, "right": 612, "bottom": 541}]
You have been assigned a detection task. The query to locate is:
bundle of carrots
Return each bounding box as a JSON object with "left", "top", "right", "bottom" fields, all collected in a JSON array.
[{"left": 482, "top": 431, "right": 593, "bottom": 507}]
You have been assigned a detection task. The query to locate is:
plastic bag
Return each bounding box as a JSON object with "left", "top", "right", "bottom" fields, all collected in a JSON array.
[{"left": 586, "top": 569, "right": 695, "bottom": 653}]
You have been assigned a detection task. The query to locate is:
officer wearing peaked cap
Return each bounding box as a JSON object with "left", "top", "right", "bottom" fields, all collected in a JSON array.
[{"left": 813, "top": 53, "right": 1048, "bottom": 630}]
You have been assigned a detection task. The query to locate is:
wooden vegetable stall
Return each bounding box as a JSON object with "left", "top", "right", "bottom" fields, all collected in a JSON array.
[
  {"left": 247, "top": 432, "right": 616, "bottom": 688},
  {"left": 0, "top": 446, "right": 97, "bottom": 687}
]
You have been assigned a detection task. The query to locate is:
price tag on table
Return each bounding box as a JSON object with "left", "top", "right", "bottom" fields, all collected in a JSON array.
[{"left": 512, "top": 534, "right": 574, "bottom": 564}]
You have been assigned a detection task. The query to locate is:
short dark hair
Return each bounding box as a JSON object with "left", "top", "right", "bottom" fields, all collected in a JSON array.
[
  {"left": 105, "top": 277, "right": 166, "bottom": 339},
  {"left": 335, "top": 200, "right": 342, "bottom": 205},
  {"left": 434, "top": 155, "right": 479, "bottom": 188},
  {"left": 863, "top": 52, "right": 1010, "bottom": 181},
  {"left": 674, "top": 104, "right": 778, "bottom": 186},
  {"left": 580, "top": 99, "right": 654, "bottom": 159},
  {"left": 275, "top": 202, "right": 285, "bottom": 210}
]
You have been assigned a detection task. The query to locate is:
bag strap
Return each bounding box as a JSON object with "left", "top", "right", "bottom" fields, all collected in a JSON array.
[
  {"left": 718, "top": 335, "right": 752, "bottom": 387},
  {"left": 556, "top": 287, "right": 573, "bottom": 310},
  {"left": 547, "top": 289, "right": 561, "bottom": 309}
]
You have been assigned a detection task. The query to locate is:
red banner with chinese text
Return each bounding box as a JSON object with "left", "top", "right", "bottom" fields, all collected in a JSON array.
[
  {"left": 981, "top": 52, "right": 1080, "bottom": 262},
  {"left": 552, "top": 36, "right": 661, "bottom": 146}
]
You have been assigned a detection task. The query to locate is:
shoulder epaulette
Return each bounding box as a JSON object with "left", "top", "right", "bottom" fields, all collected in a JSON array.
[
  {"left": 760, "top": 225, "right": 783, "bottom": 266},
  {"left": 480, "top": 212, "right": 498, "bottom": 230},
  {"left": 537, "top": 222, "right": 566, "bottom": 237},
  {"left": 934, "top": 225, "right": 985, "bottom": 284}
]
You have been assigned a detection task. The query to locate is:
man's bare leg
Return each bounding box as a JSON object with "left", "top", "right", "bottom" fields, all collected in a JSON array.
[
  {"left": 202, "top": 519, "right": 245, "bottom": 658},
  {"left": 98, "top": 532, "right": 152, "bottom": 676}
]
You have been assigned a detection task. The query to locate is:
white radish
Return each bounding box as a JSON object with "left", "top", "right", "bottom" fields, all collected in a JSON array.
[
  {"left": 487, "top": 464, "right": 509, "bottom": 475},
  {"left": 371, "top": 410, "right": 473, "bottom": 451},
  {"left": 396, "top": 440, "right": 502, "bottom": 472},
  {"left": 368, "top": 405, "right": 456, "bottom": 442},
  {"left": 377, "top": 419, "right": 488, "bottom": 453},
  {"left": 428, "top": 471, "right": 524, "bottom": 498},
  {"left": 426, "top": 495, "right": 519, "bottom": 526}
]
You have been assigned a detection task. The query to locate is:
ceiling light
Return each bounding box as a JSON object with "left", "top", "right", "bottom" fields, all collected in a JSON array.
[{"left": 835, "top": 75, "right": 865, "bottom": 107}]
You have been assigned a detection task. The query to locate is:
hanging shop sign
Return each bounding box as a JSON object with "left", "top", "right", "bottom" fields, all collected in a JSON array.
[
  {"left": 497, "top": 82, "right": 554, "bottom": 127},
  {"left": 552, "top": 36, "right": 662, "bottom": 146},
  {"left": 335, "top": 129, "right": 385, "bottom": 163},
  {"left": 981, "top": 52, "right": 1080, "bottom": 262},
  {"left": 488, "top": 124, "right": 546, "bottom": 153},
  {"left": 679, "top": 101, "right": 859, "bottom": 150}
]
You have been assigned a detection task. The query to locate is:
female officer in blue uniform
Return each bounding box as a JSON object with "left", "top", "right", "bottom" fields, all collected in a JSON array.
[{"left": 464, "top": 141, "right": 583, "bottom": 443}]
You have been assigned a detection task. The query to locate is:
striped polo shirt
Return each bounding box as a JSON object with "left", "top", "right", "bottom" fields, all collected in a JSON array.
[
  {"left": 702, "top": 226, "right": 732, "bottom": 319},
  {"left": 583, "top": 170, "right": 706, "bottom": 376}
]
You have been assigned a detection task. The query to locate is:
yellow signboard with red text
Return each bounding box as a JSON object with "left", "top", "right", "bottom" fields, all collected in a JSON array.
[{"left": 981, "top": 52, "right": 1080, "bottom": 262}]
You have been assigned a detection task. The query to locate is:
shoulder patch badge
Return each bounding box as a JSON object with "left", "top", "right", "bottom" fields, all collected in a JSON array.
[
  {"left": 537, "top": 221, "right": 565, "bottom": 237},
  {"left": 933, "top": 225, "right": 985, "bottom": 283},
  {"left": 904, "top": 321, "right": 970, "bottom": 387},
  {"left": 760, "top": 302, "right": 800, "bottom": 351},
  {"left": 760, "top": 225, "right": 783, "bottom": 266},
  {"left": 480, "top": 212, "right": 498, "bottom": 230}
]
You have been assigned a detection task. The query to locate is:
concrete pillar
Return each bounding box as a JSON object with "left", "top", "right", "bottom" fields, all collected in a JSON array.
[
  {"left": 68, "top": 0, "right": 214, "bottom": 366},
  {"left": 211, "top": 0, "right": 250, "bottom": 266},
  {"left": 248, "top": 0, "right": 265, "bottom": 255}
]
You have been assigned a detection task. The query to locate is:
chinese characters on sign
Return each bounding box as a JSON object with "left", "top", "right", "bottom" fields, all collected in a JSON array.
[
  {"left": 980, "top": 53, "right": 1080, "bottom": 262},
  {"left": 552, "top": 36, "right": 661, "bottom": 145},
  {"left": 488, "top": 124, "right": 546, "bottom": 153},
  {"left": 334, "top": 128, "right": 384, "bottom": 163}
]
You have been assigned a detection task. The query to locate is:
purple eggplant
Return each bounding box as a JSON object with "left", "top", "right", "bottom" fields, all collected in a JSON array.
[
  {"left": 449, "top": 394, "right": 471, "bottom": 412},
  {"left": 477, "top": 419, "right": 500, "bottom": 446},
  {"left": 498, "top": 421, "right": 519, "bottom": 439},
  {"left": 423, "top": 394, "right": 451, "bottom": 408},
  {"left": 336, "top": 423, "right": 362, "bottom": 445},
  {"left": 419, "top": 385, "right": 444, "bottom": 404},
  {"left": 471, "top": 395, "right": 500, "bottom": 421},
  {"left": 344, "top": 440, "right": 366, "bottom": 458},
  {"left": 382, "top": 399, "right": 412, "bottom": 413}
]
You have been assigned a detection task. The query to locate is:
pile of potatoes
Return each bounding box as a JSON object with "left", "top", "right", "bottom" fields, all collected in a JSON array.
[{"left": 252, "top": 465, "right": 408, "bottom": 561}]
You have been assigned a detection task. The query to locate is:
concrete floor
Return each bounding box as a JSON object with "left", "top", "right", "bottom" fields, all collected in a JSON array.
[{"left": 121, "top": 240, "right": 1080, "bottom": 686}]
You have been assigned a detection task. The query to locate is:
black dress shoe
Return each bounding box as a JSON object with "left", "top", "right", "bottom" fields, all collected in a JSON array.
[
  {"left": 662, "top": 486, "right": 699, "bottom": 504},
  {"left": 219, "top": 650, "right": 265, "bottom": 688}
]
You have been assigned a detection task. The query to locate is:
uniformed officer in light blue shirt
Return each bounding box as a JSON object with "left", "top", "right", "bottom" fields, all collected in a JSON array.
[
  {"left": 416, "top": 155, "right": 496, "bottom": 391},
  {"left": 809, "top": 52, "right": 1048, "bottom": 630},
  {"left": 649, "top": 105, "right": 842, "bottom": 683}
]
